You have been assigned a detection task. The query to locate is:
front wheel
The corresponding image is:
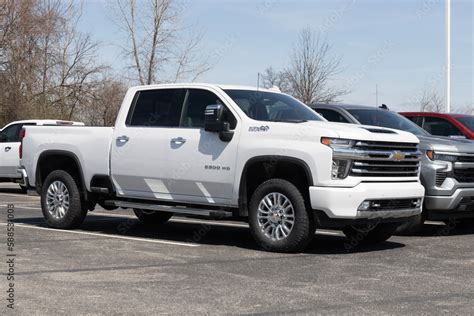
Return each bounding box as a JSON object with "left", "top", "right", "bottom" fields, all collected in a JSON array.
[
  {"left": 343, "top": 223, "right": 399, "bottom": 245},
  {"left": 41, "top": 170, "right": 87, "bottom": 229},
  {"left": 248, "top": 179, "right": 315, "bottom": 253}
]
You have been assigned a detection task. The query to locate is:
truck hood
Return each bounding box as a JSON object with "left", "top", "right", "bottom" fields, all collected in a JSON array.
[
  {"left": 418, "top": 135, "right": 474, "bottom": 153},
  {"left": 299, "top": 121, "right": 420, "bottom": 144}
]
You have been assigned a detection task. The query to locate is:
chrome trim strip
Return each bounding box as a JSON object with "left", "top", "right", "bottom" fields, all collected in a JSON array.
[
  {"left": 333, "top": 148, "right": 422, "bottom": 161},
  {"left": 454, "top": 162, "right": 474, "bottom": 169}
]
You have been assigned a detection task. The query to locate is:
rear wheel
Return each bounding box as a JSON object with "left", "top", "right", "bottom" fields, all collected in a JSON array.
[
  {"left": 248, "top": 179, "right": 315, "bottom": 253},
  {"left": 343, "top": 223, "right": 399, "bottom": 245},
  {"left": 133, "top": 209, "right": 173, "bottom": 225},
  {"left": 41, "top": 170, "right": 87, "bottom": 229}
]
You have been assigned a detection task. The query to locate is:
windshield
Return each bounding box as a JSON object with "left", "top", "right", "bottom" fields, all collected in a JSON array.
[
  {"left": 347, "top": 109, "right": 428, "bottom": 136},
  {"left": 457, "top": 116, "right": 474, "bottom": 132},
  {"left": 224, "top": 89, "right": 323, "bottom": 123}
]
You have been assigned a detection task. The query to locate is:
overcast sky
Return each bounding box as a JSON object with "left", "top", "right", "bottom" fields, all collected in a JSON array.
[{"left": 80, "top": 0, "right": 473, "bottom": 112}]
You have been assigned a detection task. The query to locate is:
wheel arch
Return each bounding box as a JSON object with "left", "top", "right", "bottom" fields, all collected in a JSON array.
[
  {"left": 35, "top": 150, "right": 88, "bottom": 201},
  {"left": 238, "top": 155, "right": 314, "bottom": 216}
]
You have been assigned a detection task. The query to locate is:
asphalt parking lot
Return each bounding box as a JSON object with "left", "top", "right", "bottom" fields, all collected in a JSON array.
[{"left": 1, "top": 183, "right": 473, "bottom": 315}]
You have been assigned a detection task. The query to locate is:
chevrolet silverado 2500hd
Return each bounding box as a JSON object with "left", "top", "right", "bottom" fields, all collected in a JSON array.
[
  {"left": 311, "top": 103, "right": 474, "bottom": 233},
  {"left": 0, "top": 120, "right": 83, "bottom": 191},
  {"left": 18, "top": 84, "right": 425, "bottom": 252}
]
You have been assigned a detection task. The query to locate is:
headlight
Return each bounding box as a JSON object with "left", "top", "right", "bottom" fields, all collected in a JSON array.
[
  {"left": 322, "top": 138, "right": 353, "bottom": 179},
  {"left": 321, "top": 137, "right": 354, "bottom": 148},
  {"left": 426, "top": 150, "right": 457, "bottom": 162}
]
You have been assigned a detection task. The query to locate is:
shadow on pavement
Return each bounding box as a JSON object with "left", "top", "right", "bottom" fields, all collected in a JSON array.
[
  {"left": 14, "top": 214, "right": 407, "bottom": 255},
  {"left": 0, "top": 186, "right": 25, "bottom": 194},
  {"left": 404, "top": 222, "right": 474, "bottom": 237}
]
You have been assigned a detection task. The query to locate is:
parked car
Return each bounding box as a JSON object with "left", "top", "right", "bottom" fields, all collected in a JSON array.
[
  {"left": 400, "top": 112, "right": 474, "bottom": 140},
  {"left": 311, "top": 103, "right": 474, "bottom": 233},
  {"left": 0, "top": 120, "right": 84, "bottom": 191},
  {"left": 18, "top": 84, "right": 425, "bottom": 252}
]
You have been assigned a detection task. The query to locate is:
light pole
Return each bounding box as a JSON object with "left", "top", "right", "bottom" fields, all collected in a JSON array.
[{"left": 446, "top": 0, "right": 451, "bottom": 113}]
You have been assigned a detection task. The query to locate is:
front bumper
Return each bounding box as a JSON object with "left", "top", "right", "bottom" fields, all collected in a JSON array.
[
  {"left": 309, "top": 181, "right": 425, "bottom": 219},
  {"left": 425, "top": 187, "right": 474, "bottom": 211}
]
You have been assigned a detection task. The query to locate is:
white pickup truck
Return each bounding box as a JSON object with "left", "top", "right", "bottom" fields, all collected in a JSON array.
[
  {"left": 0, "top": 119, "right": 83, "bottom": 191},
  {"left": 19, "top": 84, "right": 425, "bottom": 252}
]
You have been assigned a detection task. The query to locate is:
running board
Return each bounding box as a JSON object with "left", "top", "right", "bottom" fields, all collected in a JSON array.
[{"left": 104, "top": 200, "right": 233, "bottom": 218}]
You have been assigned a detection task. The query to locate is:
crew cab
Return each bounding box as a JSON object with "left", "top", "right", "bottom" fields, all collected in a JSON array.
[
  {"left": 400, "top": 112, "right": 474, "bottom": 140},
  {"left": 18, "top": 84, "right": 425, "bottom": 252},
  {"left": 311, "top": 103, "right": 474, "bottom": 233},
  {"left": 0, "top": 120, "right": 83, "bottom": 191}
]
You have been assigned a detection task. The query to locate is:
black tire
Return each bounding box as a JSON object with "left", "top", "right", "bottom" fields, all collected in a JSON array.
[
  {"left": 41, "top": 170, "right": 87, "bottom": 229},
  {"left": 248, "top": 179, "right": 315, "bottom": 253},
  {"left": 453, "top": 218, "right": 474, "bottom": 230},
  {"left": 343, "top": 223, "right": 399, "bottom": 245},
  {"left": 133, "top": 209, "right": 173, "bottom": 225},
  {"left": 395, "top": 211, "right": 427, "bottom": 235}
]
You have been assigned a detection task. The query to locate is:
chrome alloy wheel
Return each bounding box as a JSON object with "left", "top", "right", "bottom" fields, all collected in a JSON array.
[
  {"left": 46, "top": 180, "right": 70, "bottom": 219},
  {"left": 257, "top": 192, "right": 295, "bottom": 241}
]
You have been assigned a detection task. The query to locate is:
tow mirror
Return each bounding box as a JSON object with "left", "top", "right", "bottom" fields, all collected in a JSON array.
[
  {"left": 204, "top": 104, "right": 224, "bottom": 132},
  {"left": 204, "top": 104, "right": 234, "bottom": 142}
]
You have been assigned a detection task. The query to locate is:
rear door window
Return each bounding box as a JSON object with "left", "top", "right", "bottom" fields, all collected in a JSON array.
[{"left": 127, "top": 89, "right": 186, "bottom": 127}]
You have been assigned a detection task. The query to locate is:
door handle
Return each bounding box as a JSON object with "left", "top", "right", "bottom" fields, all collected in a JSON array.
[
  {"left": 171, "top": 137, "right": 186, "bottom": 145},
  {"left": 116, "top": 135, "right": 130, "bottom": 144},
  {"left": 5, "top": 146, "right": 11, "bottom": 152}
]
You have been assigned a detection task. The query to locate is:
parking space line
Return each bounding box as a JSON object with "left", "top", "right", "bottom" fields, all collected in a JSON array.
[{"left": 0, "top": 222, "right": 200, "bottom": 247}]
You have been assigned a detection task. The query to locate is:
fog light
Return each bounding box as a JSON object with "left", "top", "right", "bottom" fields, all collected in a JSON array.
[
  {"left": 412, "top": 199, "right": 422, "bottom": 208},
  {"left": 331, "top": 159, "right": 351, "bottom": 179},
  {"left": 358, "top": 201, "right": 371, "bottom": 211}
]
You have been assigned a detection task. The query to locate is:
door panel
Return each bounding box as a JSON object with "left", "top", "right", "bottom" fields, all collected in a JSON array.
[
  {"left": 165, "top": 128, "right": 239, "bottom": 204},
  {"left": 111, "top": 88, "right": 186, "bottom": 200}
]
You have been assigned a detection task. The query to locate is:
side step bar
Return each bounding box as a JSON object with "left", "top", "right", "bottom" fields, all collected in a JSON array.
[{"left": 104, "top": 200, "right": 233, "bottom": 218}]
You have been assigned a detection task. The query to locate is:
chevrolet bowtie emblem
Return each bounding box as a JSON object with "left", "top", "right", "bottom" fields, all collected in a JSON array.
[{"left": 391, "top": 151, "right": 405, "bottom": 161}]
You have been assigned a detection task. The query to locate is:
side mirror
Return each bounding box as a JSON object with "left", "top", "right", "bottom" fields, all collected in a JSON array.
[
  {"left": 204, "top": 104, "right": 224, "bottom": 132},
  {"left": 204, "top": 104, "right": 234, "bottom": 142}
]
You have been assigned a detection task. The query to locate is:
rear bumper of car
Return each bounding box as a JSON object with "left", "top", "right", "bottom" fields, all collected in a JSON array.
[{"left": 17, "top": 167, "right": 29, "bottom": 187}]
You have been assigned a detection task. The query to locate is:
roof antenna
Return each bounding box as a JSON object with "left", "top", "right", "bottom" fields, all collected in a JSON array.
[
  {"left": 257, "top": 72, "right": 260, "bottom": 91},
  {"left": 379, "top": 104, "right": 389, "bottom": 110}
]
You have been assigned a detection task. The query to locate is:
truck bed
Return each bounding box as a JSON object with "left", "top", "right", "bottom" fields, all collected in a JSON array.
[{"left": 21, "top": 126, "right": 114, "bottom": 190}]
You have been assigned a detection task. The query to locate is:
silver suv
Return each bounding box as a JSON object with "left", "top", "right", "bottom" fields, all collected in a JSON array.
[{"left": 311, "top": 103, "right": 474, "bottom": 233}]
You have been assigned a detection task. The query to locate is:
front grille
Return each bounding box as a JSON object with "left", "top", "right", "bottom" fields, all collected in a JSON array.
[
  {"left": 458, "top": 156, "right": 474, "bottom": 163},
  {"left": 350, "top": 141, "right": 420, "bottom": 177},
  {"left": 454, "top": 169, "right": 474, "bottom": 183},
  {"left": 435, "top": 171, "right": 448, "bottom": 186}
]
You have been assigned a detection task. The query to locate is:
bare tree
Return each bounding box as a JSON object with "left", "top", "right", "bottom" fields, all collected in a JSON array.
[
  {"left": 419, "top": 89, "right": 444, "bottom": 112},
  {"left": 0, "top": 0, "right": 109, "bottom": 125},
  {"left": 79, "top": 77, "right": 127, "bottom": 126},
  {"left": 261, "top": 67, "right": 290, "bottom": 92},
  {"left": 284, "top": 28, "right": 348, "bottom": 104},
  {"left": 113, "top": 0, "right": 210, "bottom": 85}
]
